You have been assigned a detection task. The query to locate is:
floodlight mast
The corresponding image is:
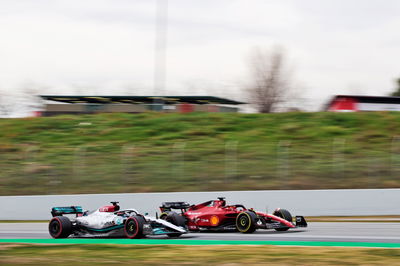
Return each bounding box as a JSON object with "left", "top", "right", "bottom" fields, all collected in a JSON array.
[{"left": 154, "top": 0, "right": 168, "bottom": 109}]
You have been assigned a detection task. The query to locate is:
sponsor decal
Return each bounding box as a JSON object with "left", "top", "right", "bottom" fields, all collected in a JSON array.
[
  {"left": 104, "top": 221, "right": 114, "bottom": 227},
  {"left": 113, "top": 217, "right": 123, "bottom": 225},
  {"left": 210, "top": 215, "right": 219, "bottom": 226}
]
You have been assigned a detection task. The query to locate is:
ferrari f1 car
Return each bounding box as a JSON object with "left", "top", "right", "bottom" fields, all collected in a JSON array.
[
  {"left": 159, "top": 197, "right": 307, "bottom": 233},
  {"left": 49, "top": 202, "right": 186, "bottom": 238}
]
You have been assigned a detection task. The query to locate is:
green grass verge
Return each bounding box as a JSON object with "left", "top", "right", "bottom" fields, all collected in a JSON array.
[
  {"left": 1, "top": 243, "right": 400, "bottom": 265},
  {"left": 1, "top": 112, "right": 400, "bottom": 195},
  {"left": 1, "top": 239, "right": 400, "bottom": 248}
]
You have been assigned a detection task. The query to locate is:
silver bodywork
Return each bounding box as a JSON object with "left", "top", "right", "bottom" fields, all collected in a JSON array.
[{"left": 69, "top": 207, "right": 186, "bottom": 237}]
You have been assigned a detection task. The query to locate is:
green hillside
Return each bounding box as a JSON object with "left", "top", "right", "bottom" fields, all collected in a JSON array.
[{"left": 1, "top": 112, "right": 399, "bottom": 195}]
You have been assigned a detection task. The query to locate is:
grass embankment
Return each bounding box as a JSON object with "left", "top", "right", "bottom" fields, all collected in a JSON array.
[
  {"left": 1, "top": 112, "right": 400, "bottom": 195},
  {"left": 1, "top": 244, "right": 399, "bottom": 265}
]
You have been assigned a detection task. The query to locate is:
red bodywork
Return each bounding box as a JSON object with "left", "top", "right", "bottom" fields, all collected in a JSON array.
[
  {"left": 160, "top": 198, "right": 295, "bottom": 231},
  {"left": 99, "top": 202, "right": 120, "bottom": 212}
]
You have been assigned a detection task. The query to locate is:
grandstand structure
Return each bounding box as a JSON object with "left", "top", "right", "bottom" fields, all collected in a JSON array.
[
  {"left": 39, "top": 95, "right": 245, "bottom": 116},
  {"left": 326, "top": 95, "right": 400, "bottom": 112}
]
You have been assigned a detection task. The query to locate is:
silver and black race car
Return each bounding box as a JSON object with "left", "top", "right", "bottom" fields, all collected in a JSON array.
[{"left": 48, "top": 201, "right": 187, "bottom": 239}]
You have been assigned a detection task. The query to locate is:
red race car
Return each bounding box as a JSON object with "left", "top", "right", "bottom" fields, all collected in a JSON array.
[{"left": 159, "top": 197, "right": 307, "bottom": 233}]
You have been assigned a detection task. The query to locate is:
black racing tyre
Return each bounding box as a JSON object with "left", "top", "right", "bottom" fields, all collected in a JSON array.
[
  {"left": 161, "top": 211, "right": 186, "bottom": 237},
  {"left": 236, "top": 211, "right": 257, "bottom": 233},
  {"left": 124, "top": 215, "right": 146, "bottom": 239},
  {"left": 273, "top": 208, "right": 293, "bottom": 231},
  {"left": 49, "top": 216, "right": 72, "bottom": 238},
  {"left": 159, "top": 212, "right": 170, "bottom": 220}
]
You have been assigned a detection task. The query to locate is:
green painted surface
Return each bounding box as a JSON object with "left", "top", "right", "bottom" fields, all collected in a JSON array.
[{"left": 1, "top": 239, "right": 399, "bottom": 248}]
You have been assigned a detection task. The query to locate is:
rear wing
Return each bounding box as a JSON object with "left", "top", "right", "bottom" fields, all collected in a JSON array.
[
  {"left": 160, "top": 202, "right": 190, "bottom": 212},
  {"left": 51, "top": 206, "right": 83, "bottom": 217}
]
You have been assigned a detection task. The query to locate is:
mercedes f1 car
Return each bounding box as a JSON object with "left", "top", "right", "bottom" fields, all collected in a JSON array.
[
  {"left": 160, "top": 197, "right": 307, "bottom": 233},
  {"left": 49, "top": 202, "right": 187, "bottom": 238}
]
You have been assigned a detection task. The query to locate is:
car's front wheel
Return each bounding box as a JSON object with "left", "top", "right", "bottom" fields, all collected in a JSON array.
[{"left": 273, "top": 208, "right": 293, "bottom": 231}]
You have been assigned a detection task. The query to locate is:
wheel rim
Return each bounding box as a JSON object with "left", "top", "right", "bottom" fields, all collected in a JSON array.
[
  {"left": 238, "top": 214, "right": 249, "bottom": 230},
  {"left": 127, "top": 221, "right": 137, "bottom": 234},
  {"left": 50, "top": 221, "right": 59, "bottom": 234},
  {"left": 49, "top": 219, "right": 62, "bottom": 237},
  {"left": 125, "top": 218, "right": 138, "bottom": 238}
]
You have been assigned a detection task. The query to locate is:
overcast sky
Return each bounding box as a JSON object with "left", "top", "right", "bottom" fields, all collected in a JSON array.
[{"left": 1, "top": 0, "right": 400, "bottom": 110}]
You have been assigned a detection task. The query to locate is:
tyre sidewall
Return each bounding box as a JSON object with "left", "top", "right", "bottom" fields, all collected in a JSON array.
[
  {"left": 124, "top": 216, "right": 145, "bottom": 239},
  {"left": 236, "top": 211, "right": 256, "bottom": 233},
  {"left": 49, "top": 216, "right": 72, "bottom": 238},
  {"left": 159, "top": 211, "right": 170, "bottom": 220},
  {"left": 166, "top": 212, "right": 186, "bottom": 227},
  {"left": 273, "top": 209, "right": 293, "bottom": 222},
  {"left": 273, "top": 208, "right": 293, "bottom": 231}
]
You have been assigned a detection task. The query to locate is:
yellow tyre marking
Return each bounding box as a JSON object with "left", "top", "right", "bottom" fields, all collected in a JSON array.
[{"left": 236, "top": 212, "right": 252, "bottom": 233}]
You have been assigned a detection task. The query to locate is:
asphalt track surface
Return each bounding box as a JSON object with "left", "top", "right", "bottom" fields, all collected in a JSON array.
[{"left": 1, "top": 222, "right": 400, "bottom": 244}]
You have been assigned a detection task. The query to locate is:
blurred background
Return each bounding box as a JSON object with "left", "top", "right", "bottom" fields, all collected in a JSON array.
[{"left": 1, "top": 0, "right": 400, "bottom": 196}]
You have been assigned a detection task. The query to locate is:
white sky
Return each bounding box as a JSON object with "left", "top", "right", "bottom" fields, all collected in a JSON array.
[{"left": 1, "top": 0, "right": 400, "bottom": 111}]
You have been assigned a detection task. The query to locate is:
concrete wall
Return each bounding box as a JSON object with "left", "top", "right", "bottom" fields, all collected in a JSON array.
[
  {"left": 1, "top": 189, "right": 399, "bottom": 220},
  {"left": 46, "top": 104, "right": 85, "bottom": 112}
]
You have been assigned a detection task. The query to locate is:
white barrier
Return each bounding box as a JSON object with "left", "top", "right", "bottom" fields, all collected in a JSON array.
[{"left": 1, "top": 189, "right": 399, "bottom": 220}]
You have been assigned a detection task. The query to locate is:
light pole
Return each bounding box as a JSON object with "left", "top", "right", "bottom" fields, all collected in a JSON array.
[{"left": 153, "top": 0, "right": 168, "bottom": 110}]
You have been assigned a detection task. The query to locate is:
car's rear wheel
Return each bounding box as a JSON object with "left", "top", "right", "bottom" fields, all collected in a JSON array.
[
  {"left": 49, "top": 216, "right": 72, "bottom": 238},
  {"left": 160, "top": 211, "right": 185, "bottom": 237},
  {"left": 124, "top": 215, "right": 145, "bottom": 239},
  {"left": 273, "top": 208, "right": 293, "bottom": 231},
  {"left": 236, "top": 211, "right": 257, "bottom": 233}
]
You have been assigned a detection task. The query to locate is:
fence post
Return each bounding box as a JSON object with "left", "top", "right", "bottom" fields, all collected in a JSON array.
[
  {"left": 23, "top": 144, "right": 39, "bottom": 175},
  {"left": 367, "top": 153, "right": 378, "bottom": 188},
  {"left": 225, "top": 141, "right": 238, "bottom": 182},
  {"left": 391, "top": 136, "right": 400, "bottom": 180},
  {"left": 277, "top": 140, "right": 291, "bottom": 189},
  {"left": 23, "top": 144, "right": 40, "bottom": 191},
  {"left": 171, "top": 142, "right": 186, "bottom": 182},
  {"left": 73, "top": 145, "right": 87, "bottom": 182},
  {"left": 121, "top": 144, "right": 136, "bottom": 186},
  {"left": 332, "top": 138, "right": 346, "bottom": 178}
]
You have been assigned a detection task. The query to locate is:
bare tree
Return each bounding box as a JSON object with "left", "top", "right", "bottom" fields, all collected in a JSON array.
[
  {"left": 18, "top": 81, "right": 48, "bottom": 116},
  {"left": 21, "top": 88, "right": 45, "bottom": 114},
  {"left": 0, "top": 82, "right": 47, "bottom": 117},
  {"left": 0, "top": 92, "right": 17, "bottom": 117},
  {"left": 389, "top": 78, "right": 400, "bottom": 96},
  {"left": 247, "top": 47, "right": 292, "bottom": 113}
]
